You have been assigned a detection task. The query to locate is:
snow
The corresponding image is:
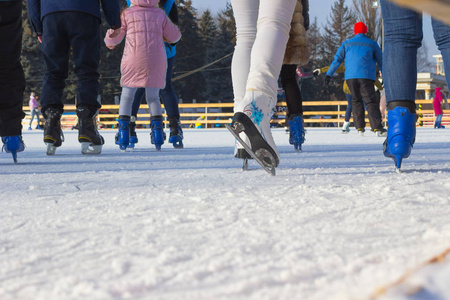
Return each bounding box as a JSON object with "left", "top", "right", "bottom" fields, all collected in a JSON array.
[{"left": 1, "top": 127, "right": 450, "bottom": 300}]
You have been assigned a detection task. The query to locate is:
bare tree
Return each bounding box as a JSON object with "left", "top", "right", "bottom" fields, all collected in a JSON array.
[
  {"left": 417, "top": 44, "right": 435, "bottom": 73},
  {"left": 352, "top": 0, "right": 382, "bottom": 45}
]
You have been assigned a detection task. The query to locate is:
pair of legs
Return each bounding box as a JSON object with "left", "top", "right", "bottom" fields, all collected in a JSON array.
[
  {"left": 40, "top": 12, "right": 104, "bottom": 154},
  {"left": 230, "top": 0, "right": 296, "bottom": 169},
  {"left": 120, "top": 87, "right": 162, "bottom": 117},
  {"left": 346, "top": 78, "right": 383, "bottom": 131},
  {"left": 380, "top": 0, "right": 450, "bottom": 168},
  {"left": 29, "top": 108, "right": 41, "bottom": 128}
]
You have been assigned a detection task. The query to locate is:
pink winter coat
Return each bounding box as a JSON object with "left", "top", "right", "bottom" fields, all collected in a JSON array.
[
  {"left": 104, "top": 0, "right": 181, "bottom": 88},
  {"left": 433, "top": 87, "right": 444, "bottom": 115}
]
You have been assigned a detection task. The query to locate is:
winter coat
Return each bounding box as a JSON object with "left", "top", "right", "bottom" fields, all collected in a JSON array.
[
  {"left": 433, "top": 88, "right": 444, "bottom": 115},
  {"left": 104, "top": 0, "right": 181, "bottom": 88},
  {"left": 26, "top": 0, "right": 121, "bottom": 36},
  {"left": 283, "top": 0, "right": 309, "bottom": 66},
  {"left": 326, "top": 33, "right": 382, "bottom": 81},
  {"left": 29, "top": 96, "right": 38, "bottom": 110}
]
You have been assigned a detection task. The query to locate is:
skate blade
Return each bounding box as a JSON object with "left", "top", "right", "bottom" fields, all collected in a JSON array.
[
  {"left": 226, "top": 123, "right": 276, "bottom": 176},
  {"left": 81, "top": 142, "right": 102, "bottom": 155},
  {"left": 46, "top": 143, "right": 57, "bottom": 156}
]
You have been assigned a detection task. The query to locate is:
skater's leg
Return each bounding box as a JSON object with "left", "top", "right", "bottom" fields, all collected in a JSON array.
[
  {"left": 119, "top": 87, "right": 138, "bottom": 117},
  {"left": 131, "top": 88, "right": 145, "bottom": 117},
  {"left": 346, "top": 79, "right": 365, "bottom": 131},
  {"left": 145, "top": 88, "right": 162, "bottom": 117},
  {"left": 280, "top": 64, "right": 303, "bottom": 119},
  {"left": 344, "top": 93, "right": 353, "bottom": 122},
  {"left": 160, "top": 56, "right": 180, "bottom": 119},
  {"left": 230, "top": 0, "right": 258, "bottom": 103},
  {"left": 432, "top": 18, "right": 450, "bottom": 88},
  {"left": 359, "top": 79, "right": 383, "bottom": 131}
]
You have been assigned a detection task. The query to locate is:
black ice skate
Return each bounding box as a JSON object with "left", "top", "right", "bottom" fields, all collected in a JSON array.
[
  {"left": 226, "top": 112, "right": 279, "bottom": 176},
  {"left": 43, "top": 108, "right": 64, "bottom": 155},
  {"left": 76, "top": 106, "right": 104, "bottom": 155}
]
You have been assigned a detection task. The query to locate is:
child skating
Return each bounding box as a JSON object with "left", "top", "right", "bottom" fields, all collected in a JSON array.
[
  {"left": 433, "top": 87, "right": 446, "bottom": 129},
  {"left": 104, "top": 0, "right": 181, "bottom": 151}
]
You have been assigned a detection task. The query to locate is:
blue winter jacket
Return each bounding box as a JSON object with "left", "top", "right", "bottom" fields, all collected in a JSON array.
[
  {"left": 126, "top": 0, "right": 177, "bottom": 59},
  {"left": 26, "top": 0, "right": 121, "bottom": 35},
  {"left": 326, "top": 33, "right": 382, "bottom": 81}
]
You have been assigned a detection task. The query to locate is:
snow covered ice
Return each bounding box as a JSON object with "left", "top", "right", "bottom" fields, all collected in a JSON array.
[{"left": 1, "top": 127, "right": 450, "bottom": 300}]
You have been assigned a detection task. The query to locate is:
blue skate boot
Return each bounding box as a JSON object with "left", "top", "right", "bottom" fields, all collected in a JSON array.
[
  {"left": 150, "top": 116, "right": 165, "bottom": 151},
  {"left": 129, "top": 116, "right": 138, "bottom": 148},
  {"left": 115, "top": 116, "right": 130, "bottom": 151},
  {"left": 168, "top": 117, "right": 183, "bottom": 148},
  {"left": 383, "top": 105, "right": 417, "bottom": 171},
  {"left": 2, "top": 136, "right": 25, "bottom": 163},
  {"left": 288, "top": 114, "right": 305, "bottom": 151}
]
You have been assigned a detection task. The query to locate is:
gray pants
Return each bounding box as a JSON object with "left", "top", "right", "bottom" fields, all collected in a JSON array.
[{"left": 119, "top": 87, "right": 162, "bottom": 117}]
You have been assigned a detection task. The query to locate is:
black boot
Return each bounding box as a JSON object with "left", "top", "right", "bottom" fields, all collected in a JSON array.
[
  {"left": 76, "top": 106, "right": 104, "bottom": 154},
  {"left": 129, "top": 116, "right": 138, "bottom": 147},
  {"left": 43, "top": 107, "right": 64, "bottom": 155},
  {"left": 168, "top": 117, "right": 183, "bottom": 148}
]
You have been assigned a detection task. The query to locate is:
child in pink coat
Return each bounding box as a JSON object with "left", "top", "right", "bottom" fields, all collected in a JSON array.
[
  {"left": 433, "top": 87, "right": 446, "bottom": 129},
  {"left": 105, "top": 0, "right": 181, "bottom": 150}
]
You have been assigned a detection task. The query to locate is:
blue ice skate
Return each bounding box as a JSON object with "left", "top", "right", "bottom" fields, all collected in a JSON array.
[
  {"left": 168, "top": 117, "right": 183, "bottom": 148},
  {"left": 288, "top": 114, "right": 305, "bottom": 151},
  {"left": 2, "top": 136, "right": 25, "bottom": 163},
  {"left": 115, "top": 116, "right": 130, "bottom": 150},
  {"left": 383, "top": 106, "right": 416, "bottom": 171},
  {"left": 150, "top": 116, "right": 165, "bottom": 151},
  {"left": 129, "top": 118, "right": 138, "bottom": 148}
]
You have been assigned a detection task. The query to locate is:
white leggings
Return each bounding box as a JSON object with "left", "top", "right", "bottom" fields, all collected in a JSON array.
[
  {"left": 230, "top": 0, "right": 296, "bottom": 102},
  {"left": 119, "top": 87, "right": 162, "bottom": 117}
]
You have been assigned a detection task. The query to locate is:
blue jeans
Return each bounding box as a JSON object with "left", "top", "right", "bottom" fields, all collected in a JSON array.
[
  {"left": 381, "top": 0, "right": 450, "bottom": 104},
  {"left": 131, "top": 56, "right": 180, "bottom": 119}
]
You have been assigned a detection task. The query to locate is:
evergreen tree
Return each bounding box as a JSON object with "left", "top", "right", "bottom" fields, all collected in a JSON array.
[
  {"left": 173, "top": 0, "right": 204, "bottom": 103},
  {"left": 321, "top": 0, "right": 356, "bottom": 100},
  {"left": 198, "top": 10, "right": 221, "bottom": 101}
]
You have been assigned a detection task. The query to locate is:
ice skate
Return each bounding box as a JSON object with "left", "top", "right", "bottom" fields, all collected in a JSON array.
[
  {"left": 76, "top": 106, "right": 104, "bottom": 155},
  {"left": 227, "top": 90, "right": 280, "bottom": 175},
  {"left": 383, "top": 106, "right": 416, "bottom": 171},
  {"left": 115, "top": 116, "right": 130, "bottom": 151},
  {"left": 288, "top": 114, "right": 305, "bottom": 151},
  {"left": 168, "top": 117, "right": 183, "bottom": 148},
  {"left": 342, "top": 121, "right": 350, "bottom": 134},
  {"left": 150, "top": 116, "right": 165, "bottom": 151},
  {"left": 2, "top": 136, "right": 25, "bottom": 163},
  {"left": 357, "top": 128, "right": 365, "bottom": 136},
  {"left": 129, "top": 116, "right": 138, "bottom": 148},
  {"left": 373, "top": 128, "right": 387, "bottom": 137},
  {"left": 43, "top": 108, "right": 64, "bottom": 155}
]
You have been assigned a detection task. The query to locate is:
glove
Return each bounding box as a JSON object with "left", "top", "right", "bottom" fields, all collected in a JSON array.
[
  {"left": 313, "top": 69, "right": 321, "bottom": 77},
  {"left": 324, "top": 75, "right": 331, "bottom": 85}
]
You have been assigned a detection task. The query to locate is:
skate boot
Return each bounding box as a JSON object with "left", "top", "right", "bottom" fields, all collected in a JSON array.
[
  {"left": 357, "top": 128, "right": 365, "bottom": 136},
  {"left": 2, "top": 136, "right": 25, "bottom": 163},
  {"left": 76, "top": 106, "right": 104, "bottom": 155},
  {"left": 288, "top": 114, "right": 305, "bottom": 151},
  {"left": 373, "top": 128, "right": 387, "bottom": 137},
  {"left": 383, "top": 106, "right": 416, "bottom": 171},
  {"left": 129, "top": 116, "right": 138, "bottom": 148},
  {"left": 227, "top": 90, "right": 280, "bottom": 175},
  {"left": 168, "top": 117, "right": 183, "bottom": 148},
  {"left": 342, "top": 121, "right": 350, "bottom": 134},
  {"left": 43, "top": 108, "right": 64, "bottom": 155},
  {"left": 115, "top": 116, "right": 130, "bottom": 151},
  {"left": 150, "top": 116, "right": 165, "bottom": 151}
]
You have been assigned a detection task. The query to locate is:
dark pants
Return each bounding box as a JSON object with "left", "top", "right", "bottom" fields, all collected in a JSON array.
[
  {"left": 0, "top": 0, "right": 25, "bottom": 136},
  {"left": 132, "top": 56, "right": 180, "bottom": 119},
  {"left": 280, "top": 64, "right": 303, "bottom": 117},
  {"left": 347, "top": 78, "right": 382, "bottom": 130},
  {"left": 40, "top": 12, "right": 101, "bottom": 116}
]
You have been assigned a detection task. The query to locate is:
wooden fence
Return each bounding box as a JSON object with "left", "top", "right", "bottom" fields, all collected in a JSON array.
[{"left": 22, "top": 99, "right": 448, "bottom": 129}]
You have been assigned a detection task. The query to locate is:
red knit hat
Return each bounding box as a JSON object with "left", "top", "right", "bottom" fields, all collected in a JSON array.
[{"left": 354, "top": 22, "right": 367, "bottom": 35}]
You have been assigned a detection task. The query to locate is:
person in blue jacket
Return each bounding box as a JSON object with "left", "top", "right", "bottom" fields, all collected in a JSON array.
[
  {"left": 325, "top": 22, "right": 386, "bottom": 136},
  {"left": 26, "top": 0, "right": 121, "bottom": 155},
  {"left": 0, "top": 0, "right": 26, "bottom": 163},
  {"left": 126, "top": 0, "right": 183, "bottom": 149}
]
